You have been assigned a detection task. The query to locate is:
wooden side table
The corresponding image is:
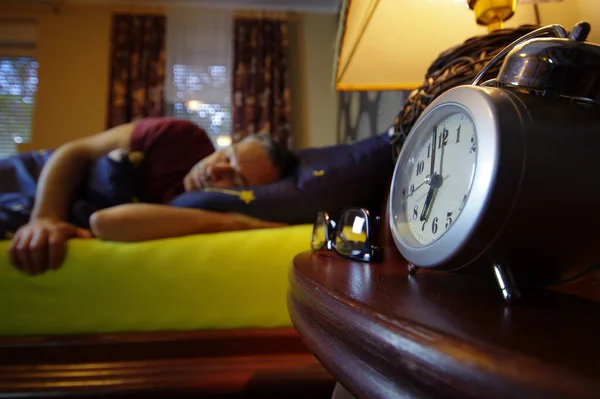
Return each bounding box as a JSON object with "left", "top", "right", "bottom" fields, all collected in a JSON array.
[{"left": 288, "top": 247, "right": 600, "bottom": 399}]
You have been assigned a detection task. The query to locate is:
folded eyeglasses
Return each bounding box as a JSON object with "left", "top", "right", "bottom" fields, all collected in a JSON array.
[{"left": 311, "top": 207, "right": 382, "bottom": 262}]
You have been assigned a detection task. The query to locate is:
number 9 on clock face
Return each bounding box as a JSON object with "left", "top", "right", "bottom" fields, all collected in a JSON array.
[{"left": 391, "top": 106, "right": 477, "bottom": 246}]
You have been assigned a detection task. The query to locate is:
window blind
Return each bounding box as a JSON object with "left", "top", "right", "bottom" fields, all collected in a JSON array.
[
  {"left": 166, "top": 8, "right": 233, "bottom": 148},
  {"left": 0, "top": 56, "right": 38, "bottom": 158}
]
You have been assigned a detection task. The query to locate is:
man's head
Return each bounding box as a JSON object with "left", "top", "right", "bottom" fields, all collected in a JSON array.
[{"left": 183, "top": 134, "right": 297, "bottom": 192}]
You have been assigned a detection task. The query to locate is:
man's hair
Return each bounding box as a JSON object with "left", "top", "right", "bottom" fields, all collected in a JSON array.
[{"left": 251, "top": 134, "right": 298, "bottom": 179}]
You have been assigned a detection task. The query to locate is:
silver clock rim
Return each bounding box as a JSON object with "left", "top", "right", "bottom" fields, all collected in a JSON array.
[{"left": 389, "top": 86, "right": 501, "bottom": 268}]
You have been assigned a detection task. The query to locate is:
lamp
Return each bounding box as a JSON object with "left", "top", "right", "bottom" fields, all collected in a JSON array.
[
  {"left": 334, "top": 0, "right": 567, "bottom": 92},
  {"left": 334, "top": 0, "right": 487, "bottom": 91},
  {"left": 467, "top": 0, "right": 564, "bottom": 31}
]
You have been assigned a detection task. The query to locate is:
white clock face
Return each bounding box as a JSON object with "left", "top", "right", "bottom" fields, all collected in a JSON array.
[{"left": 398, "top": 111, "right": 477, "bottom": 244}]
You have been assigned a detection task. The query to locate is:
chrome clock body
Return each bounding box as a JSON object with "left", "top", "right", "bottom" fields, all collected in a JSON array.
[
  {"left": 390, "top": 85, "right": 525, "bottom": 271},
  {"left": 390, "top": 84, "right": 600, "bottom": 294},
  {"left": 389, "top": 23, "right": 600, "bottom": 302}
]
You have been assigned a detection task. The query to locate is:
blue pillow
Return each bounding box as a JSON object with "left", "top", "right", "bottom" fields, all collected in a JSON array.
[
  {"left": 169, "top": 134, "right": 394, "bottom": 224},
  {"left": 0, "top": 150, "right": 52, "bottom": 197}
]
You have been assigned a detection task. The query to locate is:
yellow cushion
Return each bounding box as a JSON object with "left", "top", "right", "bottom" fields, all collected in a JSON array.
[{"left": 0, "top": 225, "right": 312, "bottom": 336}]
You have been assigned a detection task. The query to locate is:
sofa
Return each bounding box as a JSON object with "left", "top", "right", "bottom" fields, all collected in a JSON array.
[{"left": 0, "top": 133, "right": 394, "bottom": 397}]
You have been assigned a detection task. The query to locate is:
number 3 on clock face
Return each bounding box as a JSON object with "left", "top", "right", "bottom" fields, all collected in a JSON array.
[{"left": 395, "top": 109, "right": 477, "bottom": 245}]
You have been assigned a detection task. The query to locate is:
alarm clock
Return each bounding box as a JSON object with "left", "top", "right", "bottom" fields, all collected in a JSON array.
[{"left": 389, "top": 22, "right": 600, "bottom": 303}]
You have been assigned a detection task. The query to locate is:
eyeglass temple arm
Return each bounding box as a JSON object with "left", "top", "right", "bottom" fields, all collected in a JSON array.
[
  {"left": 370, "top": 216, "right": 383, "bottom": 261},
  {"left": 326, "top": 219, "right": 337, "bottom": 251}
]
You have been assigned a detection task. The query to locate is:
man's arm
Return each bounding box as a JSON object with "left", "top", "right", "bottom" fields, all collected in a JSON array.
[
  {"left": 90, "top": 204, "right": 284, "bottom": 242},
  {"left": 32, "top": 123, "right": 134, "bottom": 221},
  {"left": 8, "top": 123, "right": 135, "bottom": 275}
]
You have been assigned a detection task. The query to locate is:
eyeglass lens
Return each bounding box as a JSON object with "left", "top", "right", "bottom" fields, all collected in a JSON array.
[
  {"left": 335, "top": 209, "right": 369, "bottom": 257},
  {"left": 311, "top": 212, "right": 328, "bottom": 251}
]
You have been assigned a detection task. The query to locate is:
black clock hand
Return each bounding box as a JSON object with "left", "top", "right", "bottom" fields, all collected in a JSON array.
[
  {"left": 420, "top": 172, "right": 445, "bottom": 222},
  {"left": 420, "top": 186, "right": 438, "bottom": 221},
  {"left": 405, "top": 142, "right": 448, "bottom": 198},
  {"left": 420, "top": 126, "right": 439, "bottom": 222},
  {"left": 429, "top": 126, "right": 438, "bottom": 178},
  {"left": 413, "top": 175, "right": 450, "bottom": 203},
  {"left": 405, "top": 150, "right": 451, "bottom": 199},
  {"left": 439, "top": 128, "right": 447, "bottom": 177}
]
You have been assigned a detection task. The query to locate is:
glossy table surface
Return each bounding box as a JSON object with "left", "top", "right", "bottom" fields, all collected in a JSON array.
[{"left": 288, "top": 247, "right": 600, "bottom": 399}]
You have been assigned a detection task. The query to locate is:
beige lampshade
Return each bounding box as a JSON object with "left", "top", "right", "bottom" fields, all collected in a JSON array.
[{"left": 334, "top": 0, "right": 491, "bottom": 91}]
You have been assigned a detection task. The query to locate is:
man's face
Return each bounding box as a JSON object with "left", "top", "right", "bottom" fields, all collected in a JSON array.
[{"left": 183, "top": 137, "right": 280, "bottom": 192}]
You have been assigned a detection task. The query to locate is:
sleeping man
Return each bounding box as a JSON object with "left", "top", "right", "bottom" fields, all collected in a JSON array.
[{"left": 7, "top": 117, "right": 297, "bottom": 276}]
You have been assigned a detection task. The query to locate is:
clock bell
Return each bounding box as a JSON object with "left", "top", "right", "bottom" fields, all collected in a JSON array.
[{"left": 486, "top": 21, "right": 600, "bottom": 104}]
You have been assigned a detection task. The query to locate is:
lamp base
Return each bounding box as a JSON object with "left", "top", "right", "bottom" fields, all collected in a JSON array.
[{"left": 468, "top": 0, "right": 517, "bottom": 31}]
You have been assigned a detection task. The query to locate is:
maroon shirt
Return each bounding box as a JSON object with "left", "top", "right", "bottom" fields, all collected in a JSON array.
[{"left": 130, "top": 118, "right": 215, "bottom": 204}]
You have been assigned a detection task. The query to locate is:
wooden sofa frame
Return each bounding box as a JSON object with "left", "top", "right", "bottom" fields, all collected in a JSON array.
[{"left": 0, "top": 327, "right": 335, "bottom": 398}]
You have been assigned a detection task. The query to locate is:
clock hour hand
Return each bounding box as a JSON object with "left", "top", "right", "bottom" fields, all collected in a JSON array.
[
  {"left": 419, "top": 173, "right": 444, "bottom": 222},
  {"left": 420, "top": 126, "right": 443, "bottom": 222},
  {"left": 420, "top": 186, "right": 438, "bottom": 221}
]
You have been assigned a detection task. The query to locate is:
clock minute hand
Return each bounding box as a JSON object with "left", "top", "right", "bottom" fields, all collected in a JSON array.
[
  {"left": 429, "top": 126, "right": 438, "bottom": 177},
  {"left": 439, "top": 128, "right": 447, "bottom": 177},
  {"left": 403, "top": 180, "right": 427, "bottom": 198}
]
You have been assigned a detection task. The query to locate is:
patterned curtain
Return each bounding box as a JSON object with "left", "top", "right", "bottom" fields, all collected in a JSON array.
[
  {"left": 232, "top": 19, "right": 292, "bottom": 149},
  {"left": 107, "top": 15, "right": 166, "bottom": 128}
]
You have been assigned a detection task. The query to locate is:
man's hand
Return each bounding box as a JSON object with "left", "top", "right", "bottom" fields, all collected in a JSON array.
[{"left": 8, "top": 217, "right": 92, "bottom": 276}]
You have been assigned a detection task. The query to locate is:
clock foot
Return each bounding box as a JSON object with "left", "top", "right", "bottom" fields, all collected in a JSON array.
[
  {"left": 493, "top": 262, "right": 521, "bottom": 304},
  {"left": 408, "top": 263, "right": 419, "bottom": 275}
]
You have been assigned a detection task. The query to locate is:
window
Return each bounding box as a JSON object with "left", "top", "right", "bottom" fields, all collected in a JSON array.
[
  {"left": 170, "top": 64, "right": 232, "bottom": 147},
  {"left": 165, "top": 8, "right": 233, "bottom": 148},
  {"left": 0, "top": 56, "right": 38, "bottom": 158}
]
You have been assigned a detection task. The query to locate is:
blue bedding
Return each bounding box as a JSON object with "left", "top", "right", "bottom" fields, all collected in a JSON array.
[
  {"left": 0, "top": 151, "right": 50, "bottom": 238},
  {"left": 0, "top": 151, "right": 137, "bottom": 239}
]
